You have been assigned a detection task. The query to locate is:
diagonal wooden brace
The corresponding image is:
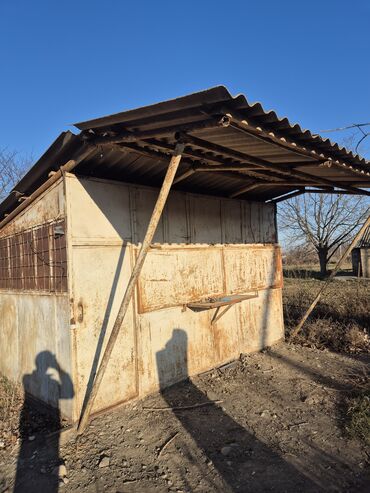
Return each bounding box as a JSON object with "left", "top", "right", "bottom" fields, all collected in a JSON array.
[
  {"left": 290, "top": 213, "right": 370, "bottom": 338},
  {"left": 77, "top": 143, "right": 184, "bottom": 433}
]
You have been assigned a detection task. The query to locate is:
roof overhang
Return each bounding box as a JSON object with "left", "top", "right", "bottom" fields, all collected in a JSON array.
[{"left": 1, "top": 86, "right": 370, "bottom": 222}]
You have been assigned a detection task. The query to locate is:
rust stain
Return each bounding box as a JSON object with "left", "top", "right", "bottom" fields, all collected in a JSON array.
[
  {"left": 77, "top": 299, "right": 84, "bottom": 323},
  {"left": 135, "top": 244, "right": 283, "bottom": 313}
]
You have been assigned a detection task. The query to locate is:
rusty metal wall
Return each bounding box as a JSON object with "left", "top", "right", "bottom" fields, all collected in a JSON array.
[
  {"left": 66, "top": 174, "right": 284, "bottom": 418},
  {"left": 68, "top": 244, "right": 137, "bottom": 420},
  {"left": 0, "top": 179, "right": 73, "bottom": 419},
  {"left": 65, "top": 174, "right": 277, "bottom": 245},
  {"left": 136, "top": 244, "right": 282, "bottom": 313},
  {"left": 0, "top": 181, "right": 65, "bottom": 237},
  {"left": 140, "top": 288, "right": 284, "bottom": 394}
]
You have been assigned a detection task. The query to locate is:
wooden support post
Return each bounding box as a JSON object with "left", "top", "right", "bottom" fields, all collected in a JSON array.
[
  {"left": 173, "top": 167, "right": 196, "bottom": 184},
  {"left": 229, "top": 183, "right": 261, "bottom": 198},
  {"left": 270, "top": 189, "right": 305, "bottom": 203},
  {"left": 77, "top": 143, "right": 184, "bottom": 433},
  {"left": 290, "top": 214, "right": 370, "bottom": 338}
]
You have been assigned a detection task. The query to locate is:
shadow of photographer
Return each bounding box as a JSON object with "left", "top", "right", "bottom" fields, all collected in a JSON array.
[{"left": 14, "top": 351, "right": 74, "bottom": 493}]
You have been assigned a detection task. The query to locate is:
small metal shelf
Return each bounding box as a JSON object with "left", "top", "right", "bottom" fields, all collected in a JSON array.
[
  {"left": 187, "top": 292, "right": 258, "bottom": 310},
  {"left": 186, "top": 291, "right": 258, "bottom": 324}
]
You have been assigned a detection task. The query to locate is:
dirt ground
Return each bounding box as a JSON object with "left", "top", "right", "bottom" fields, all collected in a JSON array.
[{"left": 1, "top": 342, "right": 369, "bottom": 493}]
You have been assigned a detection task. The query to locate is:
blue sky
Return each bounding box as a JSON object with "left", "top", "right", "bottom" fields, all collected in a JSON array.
[{"left": 1, "top": 0, "right": 369, "bottom": 162}]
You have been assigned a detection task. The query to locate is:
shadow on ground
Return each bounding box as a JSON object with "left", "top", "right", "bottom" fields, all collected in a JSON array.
[{"left": 156, "top": 329, "right": 320, "bottom": 492}]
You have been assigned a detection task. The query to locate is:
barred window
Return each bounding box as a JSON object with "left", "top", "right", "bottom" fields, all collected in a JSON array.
[{"left": 0, "top": 219, "right": 67, "bottom": 292}]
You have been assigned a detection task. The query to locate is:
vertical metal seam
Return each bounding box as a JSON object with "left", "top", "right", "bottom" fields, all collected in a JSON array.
[
  {"left": 220, "top": 199, "right": 225, "bottom": 244},
  {"left": 129, "top": 244, "right": 140, "bottom": 400},
  {"left": 63, "top": 174, "right": 80, "bottom": 421}
]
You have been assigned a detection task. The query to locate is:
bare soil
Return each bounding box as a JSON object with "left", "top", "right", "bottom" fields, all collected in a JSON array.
[{"left": 1, "top": 342, "right": 369, "bottom": 493}]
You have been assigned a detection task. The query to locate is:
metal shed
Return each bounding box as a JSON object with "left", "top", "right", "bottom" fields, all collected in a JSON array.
[
  {"left": 0, "top": 86, "right": 369, "bottom": 424},
  {"left": 352, "top": 226, "right": 370, "bottom": 277}
]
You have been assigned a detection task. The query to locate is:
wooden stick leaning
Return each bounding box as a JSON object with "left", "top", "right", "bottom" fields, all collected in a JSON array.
[
  {"left": 142, "top": 400, "right": 223, "bottom": 411},
  {"left": 290, "top": 214, "right": 370, "bottom": 338},
  {"left": 157, "top": 432, "right": 179, "bottom": 458},
  {"left": 77, "top": 143, "right": 184, "bottom": 434}
]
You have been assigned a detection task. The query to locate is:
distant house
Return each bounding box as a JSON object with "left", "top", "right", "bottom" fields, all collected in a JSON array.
[
  {"left": 0, "top": 87, "right": 369, "bottom": 422},
  {"left": 352, "top": 226, "right": 370, "bottom": 277}
]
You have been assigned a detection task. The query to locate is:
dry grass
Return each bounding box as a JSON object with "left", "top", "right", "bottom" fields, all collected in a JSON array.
[
  {"left": 346, "top": 392, "right": 370, "bottom": 444},
  {"left": 0, "top": 374, "right": 63, "bottom": 448},
  {"left": 283, "top": 277, "right": 370, "bottom": 353},
  {"left": 0, "top": 375, "right": 23, "bottom": 446},
  {"left": 0, "top": 375, "right": 21, "bottom": 420},
  {"left": 344, "top": 367, "right": 370, "bottom": 445},
  {"left": 283, "top": 274, "right": 370, "bottom": 444}
]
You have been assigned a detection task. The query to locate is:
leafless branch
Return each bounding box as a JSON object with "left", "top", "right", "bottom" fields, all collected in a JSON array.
[
  {"left": 279, "top": 192, "right": 370, "bottom": 275},
  {"left": 0, "top": 148, "right": 32, "bottom": 202}
]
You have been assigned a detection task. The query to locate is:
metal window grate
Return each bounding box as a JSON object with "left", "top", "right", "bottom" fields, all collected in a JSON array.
[{"left": 0, "top": 219, "right": 67, "bottom": 293}]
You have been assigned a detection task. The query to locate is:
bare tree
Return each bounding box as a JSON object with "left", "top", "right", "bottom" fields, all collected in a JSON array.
[
  {"left": 279, "top": 193, "right": 370, "bottom": 276},
  {"left": 0, "top": 148, "right": 32, "bottom": 202},
  {"left": 320, "top": 124, "right": 370, "bottom": 155}
]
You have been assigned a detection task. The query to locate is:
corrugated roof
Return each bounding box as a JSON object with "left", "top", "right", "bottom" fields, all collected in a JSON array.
[
  {"left": 75, "top": 86, "right": 369, "bottom": 169},
  {"left": 1, "top": 86, "right": 370, "bottom": 222}
]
